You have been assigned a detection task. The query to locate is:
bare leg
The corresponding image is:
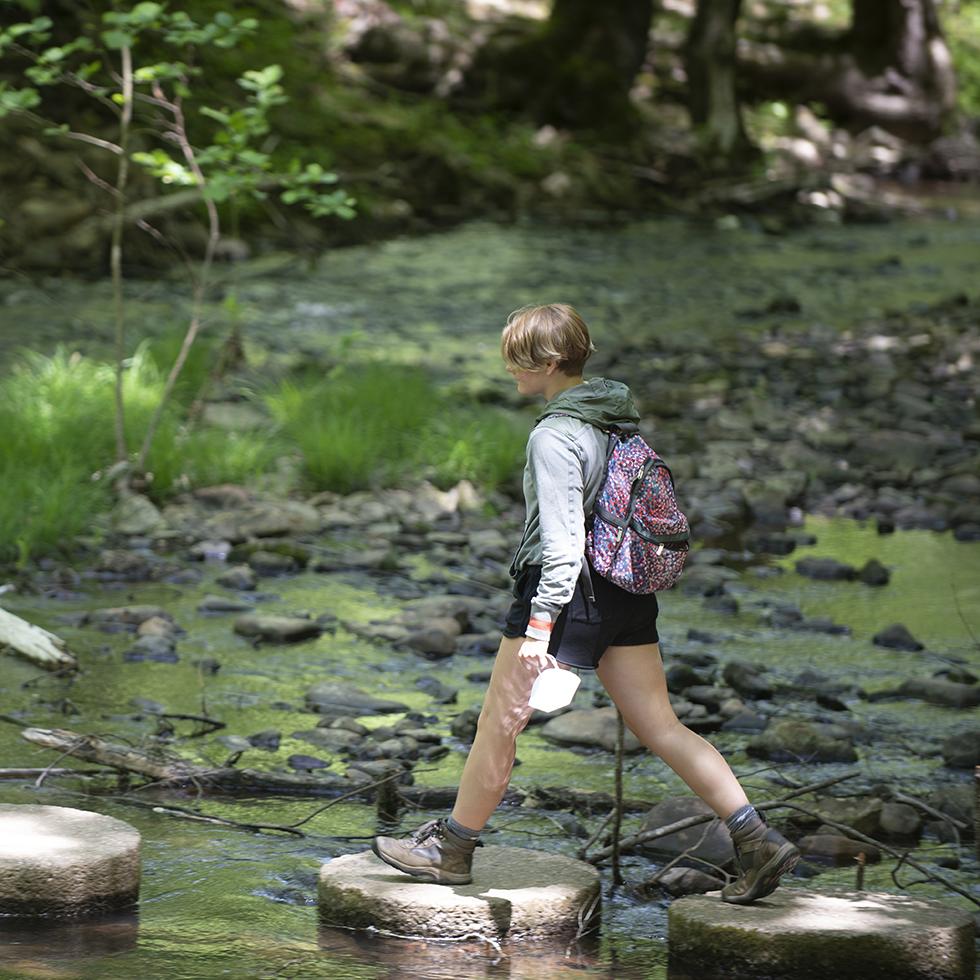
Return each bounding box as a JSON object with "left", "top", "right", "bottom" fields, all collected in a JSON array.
[
  {"left": 596, "top": 643, "right": 749, "bottom": 818},
  {"left": 450, "top": 635, "right": 539, "bottom": 831}
]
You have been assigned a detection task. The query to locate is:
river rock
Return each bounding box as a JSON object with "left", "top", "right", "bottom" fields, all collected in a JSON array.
[
  {"left": 237, "top": 500, "right": 322, "bottom": 538},
  {"left": 247, "top": 730, "right": 281, "bottom": 750},
  {"left": 668, "top": 890, "right": 975, "bottom": 980},
  {"left": 857, "top": 559, "right": 890, "bottom": 586},
  {"left": 872, "top": 623, "right": 924, "bottom": 651},
  {"left": 415, "top": 676, "right": 458, "bottom": 703},
  {"left": 878, "top": 802, "right": 922, "bottom": 841},
  {"left": 638, "top": 797, "right": 734, "bottom": 868},
  {"left": 247, "top": 550, "right": 300, "bottom": 576},
  {"left": 747, "top": 720, "right": 858, "bottom": 764},
  {"left": 112, "top": 493, "right": 165, "bottom": 536},
  {"left": 345, "top": 759, "right": 412, "bottom": 785},
  {"left": 234, "top": 615, "right": 321, "bottom": 643},
  {"left": 721, "top": 660, "right": 774, "bottom": 700},
  {"left": 858, "top": 429, "right": 943, "bottom": 470},
  {"left": 396, "top": 595, "right": 483, "bottom": 631},
  {"left": 810, "top": 797, "right": 883, "bottom": 836},
  {"left": 85, "top": 605, "right": 172, "bottom": 628},
  {"left": 896, "top": 678, "right": 980, "bottom": 709},
  {"left": 795, "top": 557, "right": 857, "bottom": 581},
  {"left": 0, "top": 805, "right": 140, "bottom": 915},
  {"left": 450, "top": 707, "right": 480, "bottom": 741},
  {"left": 305, "top": 682, "right": 409, "bottom": 717},
  {"left": 293, "top": 728, "right": 364, "bottom": 752},
  {"left": 654, "top": 867, "right": 726, "bottom": 897},
  {"left": 401, "top": 622, "right": 460, "bottom": 659},
  {"left": 123, "top": 635, "right": 178, "bottom": 663},
  {"left": 319, "top": 846, "right": 600, "bottom": 942},
  {"left": 215, "top": 565, "right": 258, "bottom": 590},
  {"left": 539, "top": 707, "right": 643, "bottom": 753},
  {"left": 941, "top": 729, "right": 980, "bottom": 768},
  {"left": 198, "top": 594, "right": 252, "bottom": 613},
  {"left": 797, "top": 834, "right": 881, "bottom": 865},
  {"left": 92, "top": 549, "right": 155, "bottom": 580},
  {"left": 288, "top": 754, "right": 330, "bottom": 771}
]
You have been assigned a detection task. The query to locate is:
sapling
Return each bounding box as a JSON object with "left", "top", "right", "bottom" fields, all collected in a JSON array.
[{"left": 0, "top": 4, "right": 355, "bottom": 487}]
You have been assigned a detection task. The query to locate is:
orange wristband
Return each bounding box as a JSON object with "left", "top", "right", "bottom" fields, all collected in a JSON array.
[{"left": 527, "top": 617, "right": 553, "bottom": 634}]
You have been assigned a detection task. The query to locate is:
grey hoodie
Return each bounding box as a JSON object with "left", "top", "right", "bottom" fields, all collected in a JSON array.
[{"left": 511, "top": 378, "right": 641, "bottom": 638}]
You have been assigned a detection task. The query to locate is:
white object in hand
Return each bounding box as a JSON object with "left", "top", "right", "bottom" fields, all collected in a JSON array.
[{"left": 528, "top": 659, "right": 580, "bottom": 712}]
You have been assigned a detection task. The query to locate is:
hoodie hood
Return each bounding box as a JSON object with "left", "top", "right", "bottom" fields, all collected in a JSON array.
[{"left": 536, "top": 377, "right": 640, "bottom": 428}]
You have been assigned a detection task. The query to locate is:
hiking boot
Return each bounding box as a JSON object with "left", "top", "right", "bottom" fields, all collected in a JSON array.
[
  {"left": 721, "top": 810, "right": 799, "bottom": 905},
  {"left": 372, "top": 818, "right": 478, "bottom": 885}
]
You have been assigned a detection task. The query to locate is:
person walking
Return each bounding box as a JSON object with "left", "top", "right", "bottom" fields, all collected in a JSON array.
[{"left": 372, "top": 303, "right": 799, "bottom": 904}]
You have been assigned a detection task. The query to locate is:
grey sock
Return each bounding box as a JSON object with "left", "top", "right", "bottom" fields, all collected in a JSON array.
[
  {"left": 446, "top": 815, "right": 481, "bottom": 841},
  {"left": 725, "top": 804, "right": 758, "bottom": 835}
]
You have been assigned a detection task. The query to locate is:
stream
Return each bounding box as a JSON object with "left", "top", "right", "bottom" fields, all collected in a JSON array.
[{"left": 1, "top": 211, "right": 978, "bottom": 979}]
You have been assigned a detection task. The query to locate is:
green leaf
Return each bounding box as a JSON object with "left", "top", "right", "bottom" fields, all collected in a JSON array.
[
  {"left": 101, "top": 28, "right": 133, "bottom": 50},
  {"left": 0, "top": 83, "right": 41, "bottom": 117}
]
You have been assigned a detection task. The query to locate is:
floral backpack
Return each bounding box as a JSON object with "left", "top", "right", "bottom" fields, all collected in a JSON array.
[{"left": 584, "top": 423, "right": 690, "bottom": 593}]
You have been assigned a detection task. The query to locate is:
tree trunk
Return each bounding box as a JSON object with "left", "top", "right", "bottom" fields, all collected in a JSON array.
[
  {"left": 738, "top": 0, "right": 956, "bottom": 141},
  {"left": 686, "top": 0, "right": 755, "bottom": 166},
  {"left": 463, "top": 0, "right": 654, "bottom": 134}
]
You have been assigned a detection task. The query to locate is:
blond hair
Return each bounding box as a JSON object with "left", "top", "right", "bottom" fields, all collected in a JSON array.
[{"left": 500, "top": 303, "right": 595, "bottom": 375}]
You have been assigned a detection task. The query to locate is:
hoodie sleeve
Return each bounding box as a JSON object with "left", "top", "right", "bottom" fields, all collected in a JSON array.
[{"left": 524, "top": 423, "right": 586, "bottom": 637}]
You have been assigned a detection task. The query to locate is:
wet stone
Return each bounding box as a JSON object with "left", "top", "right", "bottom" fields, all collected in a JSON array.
[
  {"left": 0, "top": 805, "right": 140, "bottom": 916},
  {"left": 215, "top": 564, "right": 257, "bottom": 590},
  {"left": 319, "top": 846, "right": 600, "bottom": 942},
  {"left": 872, "top": 623, "right": 924, "bottom": 651},
  {"left": 198, "top": 594, "right": 252, "bottom": 613},
  {"left": 669, "top": 890, "right": 976, "bottom": 980},
  {"left": 305, "top": 682, "right": 409, "bottom": 717},
  {"left": 895, "top": 678, "right": 980, "bottom": 709},
  {"left": 539, "top": 707, "right": 643, "bottom": 753},
  {"left": 942, "top": 729, "right": 980, "bottom": 768},
  {"left": 795, "top": 556, "right": 857, "bottom": 581},
  {"left": 234, "top": 615, "right": 322, "bottom": 643},
  {"left": 857, "top": 558, "right": 890, "bottom": 586},
  {"left": 747, "top": 720, "right": 858, "bottom": 764},
  {"left": 638, "top": 797, "right": 733, "bottom": 868}
]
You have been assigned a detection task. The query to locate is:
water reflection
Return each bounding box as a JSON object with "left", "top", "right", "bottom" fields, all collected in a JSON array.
[
  {"left": 0, "top": 910, "right": 139, "bottom": 963},
  {"left": 319, "top": 924, "right": 605, "bottom": 979}
]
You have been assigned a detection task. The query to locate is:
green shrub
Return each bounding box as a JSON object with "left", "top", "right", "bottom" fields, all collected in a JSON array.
[
  {"left": 0, "top": 347, "right": 278, "bottom": 564},
  {"left": 265, "top": 364, "right": 526, "bottom": 494}
]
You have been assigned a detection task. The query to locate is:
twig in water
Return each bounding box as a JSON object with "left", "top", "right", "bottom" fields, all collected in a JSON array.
[
  {"left": 577, "top": 807, "right": 616, "bottom": 860},
  {"left": 772, "top": 801, "right": 979, "bottom": 908},
  {"left": 611, "top": 708, "right": 626, "bottom": 888}
]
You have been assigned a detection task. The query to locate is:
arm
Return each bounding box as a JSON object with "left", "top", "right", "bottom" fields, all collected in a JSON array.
[{"left": 524, "top": 423, "right": 586, "bottom": 642}]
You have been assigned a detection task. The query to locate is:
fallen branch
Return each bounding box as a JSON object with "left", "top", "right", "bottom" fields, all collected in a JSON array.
[
  {"left": 588, "top": 771, "right": 860, "bottom": 863},
  {"left": 773, "top": 801, "right": 979, "bottom": 909},
  {"left": 19, "top": 726, "right": 410, "bottom": 801},
  {"left": 0, "top": 767, "right": 111, "bottom": 780},
  {"left": 0, "top": 607, "right": 77, "bottom": 671}
]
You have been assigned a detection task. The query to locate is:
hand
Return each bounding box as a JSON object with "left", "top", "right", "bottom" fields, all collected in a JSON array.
[{"left": 518, "top": 638, "right": 555, "bottom": 672}]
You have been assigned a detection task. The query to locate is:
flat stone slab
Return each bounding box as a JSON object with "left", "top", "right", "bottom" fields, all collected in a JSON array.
[
  {"left": 0, "top": 805, "right": 140, "bottom": 916},
  {"left": 319, "top": 846, "right": 599, "bottom": 942},
  {"left": 669, "top": 889, "right": 976, "bottom": 980}
]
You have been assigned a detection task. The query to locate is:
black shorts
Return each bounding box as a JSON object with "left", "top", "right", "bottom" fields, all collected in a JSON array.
[{"left": 502, "top": 562, "right": 660, "bottom": 670}]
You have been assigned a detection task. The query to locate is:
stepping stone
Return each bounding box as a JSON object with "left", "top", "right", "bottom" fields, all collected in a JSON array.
[
  {"left": 669, "top": 889, "right": 975, "bottom": 980},
  {"left": 319, "top": 846, "right": 599, "bottom": 942},
  {"left": 0, "top": 805, "right": 140, "bottom": 916}
]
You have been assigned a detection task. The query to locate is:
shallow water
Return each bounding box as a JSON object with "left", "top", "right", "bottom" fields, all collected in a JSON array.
[{"left": 1, "top": 212, "right": 979, "bottom": 978}]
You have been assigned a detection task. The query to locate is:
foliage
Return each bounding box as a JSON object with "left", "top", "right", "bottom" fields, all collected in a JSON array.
[
  {"left": 945, "top": 1, "right": 980, "bottom": 118},
  {"left": 0, "top": 7, "right": 355, "bottom": 218},
  {"left": 0, "top": 347, "right": 278, "bottom": 564},
  {"left": 264, "top": 365, "right": 527, "bottom": 495}
]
